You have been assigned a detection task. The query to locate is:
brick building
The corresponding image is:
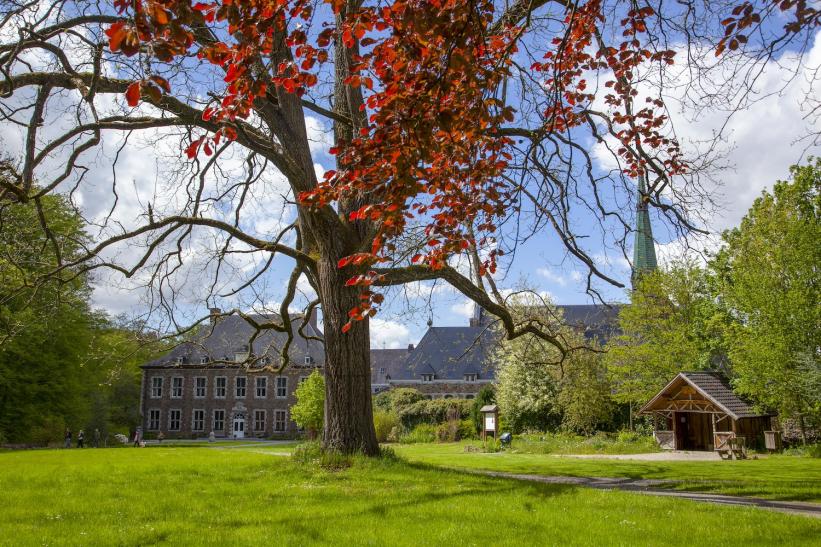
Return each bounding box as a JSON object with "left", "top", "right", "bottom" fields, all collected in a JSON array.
[{"left": 139, "top": 311, "right": 323, "bottom": 439}]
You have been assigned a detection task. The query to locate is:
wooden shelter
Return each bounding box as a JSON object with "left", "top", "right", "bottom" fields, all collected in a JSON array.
[{"left": 639, "top": 372, "right": 774, "bottom": 452}]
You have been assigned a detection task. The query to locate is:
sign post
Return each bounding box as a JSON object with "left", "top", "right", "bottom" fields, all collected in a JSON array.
[{"left": 480, "top": 404, "right": 499, "bottom": 441}]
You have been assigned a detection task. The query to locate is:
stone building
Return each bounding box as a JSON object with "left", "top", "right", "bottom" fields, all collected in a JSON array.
[
  {"left": 369, "top": 304, "right": 621, "bottom": 399},
  {"left": 139, "top": 311, "right": 323, "bottom": 439}
]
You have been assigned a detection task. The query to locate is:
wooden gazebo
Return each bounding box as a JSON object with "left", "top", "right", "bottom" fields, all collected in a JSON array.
[{"left": 639, "top": 372, "right": 774, "bottom": 452}]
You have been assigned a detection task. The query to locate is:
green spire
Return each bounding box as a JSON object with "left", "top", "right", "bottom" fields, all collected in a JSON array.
[{"left": 632, "top": 175, "right": 657, "bottom": 289}]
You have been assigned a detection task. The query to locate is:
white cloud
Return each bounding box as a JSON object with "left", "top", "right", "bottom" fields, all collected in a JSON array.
[
  {"left": 591, "top": 34, "right": 821, "bottom": 234},
  {"left": 450, "top": 299, "right": 475, "bottom": 319},
  {"left": 370, "top": 318, "right": 413, "bottom": 349},
  {"left": 537, "top": 267, "right": 567, "bottom": 286}
]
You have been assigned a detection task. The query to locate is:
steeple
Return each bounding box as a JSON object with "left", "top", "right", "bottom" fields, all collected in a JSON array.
[{"left": 631, "top": 174, "right": 658, "bottom": 289}]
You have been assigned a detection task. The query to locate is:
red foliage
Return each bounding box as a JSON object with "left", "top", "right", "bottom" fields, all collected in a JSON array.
[{"left": 106, "top": 0, "right": 697, "bottom": 331}]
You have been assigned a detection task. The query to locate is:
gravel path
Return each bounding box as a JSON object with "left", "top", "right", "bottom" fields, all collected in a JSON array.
[{"left": 475, "top": 470, "right": 821, "bottom": 518}]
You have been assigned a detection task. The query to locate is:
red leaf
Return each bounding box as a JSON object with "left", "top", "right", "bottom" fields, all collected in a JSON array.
[
  {"left": 125, "top": 81, "right": 141, "bottom": 107},
  {"left": 341, "top": 322, "right": 352, "bottom": 333}
]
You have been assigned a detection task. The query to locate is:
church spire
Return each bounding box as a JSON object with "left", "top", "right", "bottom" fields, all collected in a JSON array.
[{"left": 631, "top": 174, "right": 658, "bottom": 289}]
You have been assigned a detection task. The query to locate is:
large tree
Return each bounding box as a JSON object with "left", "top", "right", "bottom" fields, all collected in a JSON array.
[
  {"left": 605, "top": 262, "right": 729, "bottom": 417},
  {"left": 712, "top": 160, "right": 820, "bottom": 439},
  {"left": 0, "top": 1, "right": 816, "bottom": 454}
]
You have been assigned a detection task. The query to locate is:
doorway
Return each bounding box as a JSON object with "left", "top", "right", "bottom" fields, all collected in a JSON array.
[
  {"left": 675, "top": 412, "right": 712, "bottom": 450},
  {"left": 233, "top": 414, "right": 245, "bottom": 439}
]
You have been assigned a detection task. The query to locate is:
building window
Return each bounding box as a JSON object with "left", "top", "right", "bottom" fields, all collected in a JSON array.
[
  {"left": 466, "top": 394, "right": 474, "bottom": 400},
  {"left": 214, "top": 377, "right": 227, "bottom": 398},
  {"left": 213, "top": 410, "right": 225, "bottom": 432},
  {"left": 274, "top": 410, "right": 287, "bottom": 432},
  {"left": 235, "top": 376, "right": 247, "bottom": 398},
  {"left": 299, "top": 376, "right": 308, "bottom": 384},
  {"left": 304, "top": 355, "right": 313, "bottom": 365},
  {"left": 379, "top": 367, "right": 386, "bottom": 375},
  {"left": 150, "top": 377, "right": 163, "bottom": 398},
  {"left": 421, "top": 374, "right": 434, "bottom": 382},
  {"left": 192, "top": 409, "right": 205, "bottom": 432},
  {"left": 463, "top": 374, "right": 477, "bottom": 382},
  {"left": 255, "top": 377, "right": 267, "bottom": 398},
  {"left": 194, "top": 377, "right": 207, "bottom": 398},
  {"left": 171, "top": 376, "right": 184, "bottom": 398},
  {"left": 148, "top": 409, "right": 161, "bottom": 430},
  {"left": 276, "top": 377, "right": 287, "bottom": 398},
  {"left": 169, "top": 409, "right": 181, "bottom": 431},
  {"left": 254, "top": 410, "right": 266, "bottom": 432}
]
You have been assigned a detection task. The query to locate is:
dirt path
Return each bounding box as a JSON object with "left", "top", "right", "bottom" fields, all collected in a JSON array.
[{"left": 474, "top": 470, "right": 821, "bottom": 518}]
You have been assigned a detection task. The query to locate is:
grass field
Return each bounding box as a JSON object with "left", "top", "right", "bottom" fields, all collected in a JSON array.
[
  {"left": 1, "top": 445, "right": 820, "bottom": 546},
  {"left": 394, "top": 442, "right": 821, "bottom": 502}
]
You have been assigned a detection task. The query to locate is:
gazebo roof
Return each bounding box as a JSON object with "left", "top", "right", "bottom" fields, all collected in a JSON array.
[{"left": 639, "top": 372, "right": 771, "bottom": 420}]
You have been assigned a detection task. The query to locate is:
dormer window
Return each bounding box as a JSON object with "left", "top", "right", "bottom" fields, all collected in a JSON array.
[
  {"left": 421, "top": 373, "right": 434, "bottom": 382},
  {"left": 379, "top": 367, "right": 386, "bottom": 375},
  {"left": 174, "top": 356, "right": 184, "bottom": 365},
  {"left": 304, "top": 355, "right": 313, "bottom": 365},
  {"left": 200, "top": 356, "right": 209, "bottom": 364},
  {"left": 464, "top": 374, "right": 477, "bottom": 382}
]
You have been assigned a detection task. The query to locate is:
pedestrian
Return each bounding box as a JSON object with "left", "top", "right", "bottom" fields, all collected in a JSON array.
[
  {"left": 133, "top": 427, "right": 142, "bottom": 448},
  {"left": 64, "top": 428, "right": 72, "bottom": 449},
  {"left": 208, "top": 430, "right": 216, "bottom": 443},
  {"left": 93, "top": 428, "right": 101, "bottom": 448},
  {"left": 157, "top": 432, "right": 164, "bottom": 444},
  {"left": 77, "top": 430, "right": 85, "bottom": 448}
]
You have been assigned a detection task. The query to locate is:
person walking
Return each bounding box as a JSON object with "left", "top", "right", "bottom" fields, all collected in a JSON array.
[
  {"left": 93, "top": 428, "right": 101, "bottom": 448},
  {"left": 64, "top": 428, "right": 72, "bottom": 449},
  {"left": 77, "top": 430, "right": 85, "bottom": 448},
  {"left": 133, "top": 427, "right": 142, "bottom": 447}
]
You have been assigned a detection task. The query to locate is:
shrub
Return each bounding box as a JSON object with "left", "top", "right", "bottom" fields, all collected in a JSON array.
[
  {"left": 374, "top": 388, "right": 424, "bottom": 413},
  {"left": 471, "top": 385, "right": 495, "bottom": 432},
  {"left": 458, "top": 419, "right": 477, "bottom": 440},
  {"left": 399, "top": 423, "right": 436, "bottom": 444},
  {"left": 373, "top": 411, "right": 400, "bottom": 443},
  {"left": 436, "top": 421, "right": 459, "bottom": 443},
  {"left": 291, "top": 371, "right": 324, "bottom": 437},
  {"left": 397, "top": 399, "right": 472, "bottom": 429},
  {"left": 482, "top": 437, "right": 502, "bottom": 453},
  {"left": 387, "top": 426, "right": 402, "bottom": 443}
]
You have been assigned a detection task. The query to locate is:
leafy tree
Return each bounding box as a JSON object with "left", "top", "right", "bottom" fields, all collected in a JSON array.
[
  {"left": 3, "top": 0, "right": 816, "bottom": 454},
  {"left": 291, "top": 371, "right": 325, "bottom": 438},
  {"left": 557, "top": 350, "right": 614, "bottom": 435},
  {"left": 712, "top": 160, "right": 821, "bottom": 440},
  {"left": 605, "top": 262, "right": 728, "bottom": 421},
  {"left": 495, "top": 304, "right": 612, "bottom": 433},
  {"left": 0, "top": 193, "right": 94, "bottom": 442}
]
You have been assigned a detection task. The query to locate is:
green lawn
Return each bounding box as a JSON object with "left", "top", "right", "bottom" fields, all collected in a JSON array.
[
  {"left": 1, "top": 446, "right": 820, "bottom": 545},
  {"left": 394, "top": 442, "right": 821, "bottom": 502}
]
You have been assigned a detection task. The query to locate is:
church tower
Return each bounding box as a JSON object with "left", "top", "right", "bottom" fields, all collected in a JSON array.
[{"left": 631, "top": 175, "right": 658, "bottom": 289}]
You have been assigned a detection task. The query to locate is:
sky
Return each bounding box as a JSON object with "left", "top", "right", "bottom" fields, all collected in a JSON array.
[{"left": 1, "top": 7, "right": 819, "bottom": 351}]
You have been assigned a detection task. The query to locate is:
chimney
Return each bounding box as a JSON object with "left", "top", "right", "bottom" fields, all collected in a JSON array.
[
  {"left": 407, "top": 343, "right": 414, "bottom": 352},
  {"left": 308, "top": 306, "right": 318, "bottom": 331},
  {"left": 209, "top": 307, "right": 222, "bottom": 326},
  {"left": 469, "top": 304, "right": 483, "bottom": 327}
]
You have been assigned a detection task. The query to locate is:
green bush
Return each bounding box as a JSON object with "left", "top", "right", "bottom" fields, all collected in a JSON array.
[
  {"left": 512, "top": 431, "right": 659, "bottom": 455},
  {"left": 399, "top": 423, "right": 437, "bottom": 444},
  {"left": 458, "top": 419, "right": 477, "bottom": 440},
  {"left": 397, "top": 399, "right": 472, "bottom": 429},
  {"left": 436, "top": 421, "right": 459, "bottom": 442},
  {"left": 373, "top": 411, "right": 400, "bottom": 443},
  {"left": 373, "top": 388, "right": 425, "bottom": 413}
]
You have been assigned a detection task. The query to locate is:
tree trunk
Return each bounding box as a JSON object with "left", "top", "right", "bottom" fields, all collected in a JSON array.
[{"left": 317, "top": 257, "right": 379, "bottom": 456}]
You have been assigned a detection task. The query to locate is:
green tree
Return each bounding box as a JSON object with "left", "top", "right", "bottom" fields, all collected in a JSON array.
[
  {"left": 605, "top": 262, "right": 728, "bottom": 423},
  {"left": 0, "top": 192, "right": 94, "bottom": 442},
  {"left": 712, "top": 160, "right": 820, "bottom": 440},
  {"left": 291, "top": 371, "right": 325, "bottom": 438},
  {"left": 495, "top": 304, "right": 613, "bottom": 433},
  {"left": 557, "top": 350, "right": 614, "bottom": 435}
]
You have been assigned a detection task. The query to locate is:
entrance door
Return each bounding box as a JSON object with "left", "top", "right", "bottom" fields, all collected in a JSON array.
[
  {"left": 675, "top": 413, "right": 711, "bottom": 450},
  {"left": 233, "top": 415, "right": 245, "bottom": 439}
]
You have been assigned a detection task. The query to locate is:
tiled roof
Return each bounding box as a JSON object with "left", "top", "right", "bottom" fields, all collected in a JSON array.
[
  {"left": 370, "top": 304, "right": 621, "bottom": 382},
  {"left": 370, "top": 348, "right": 411, "bottom": 384},
  {"left": 681, "top": 371, "right": 767, "bottom": 419},
  {"left": 141, "top": 314, "right": 324, "bottom": 369}
]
